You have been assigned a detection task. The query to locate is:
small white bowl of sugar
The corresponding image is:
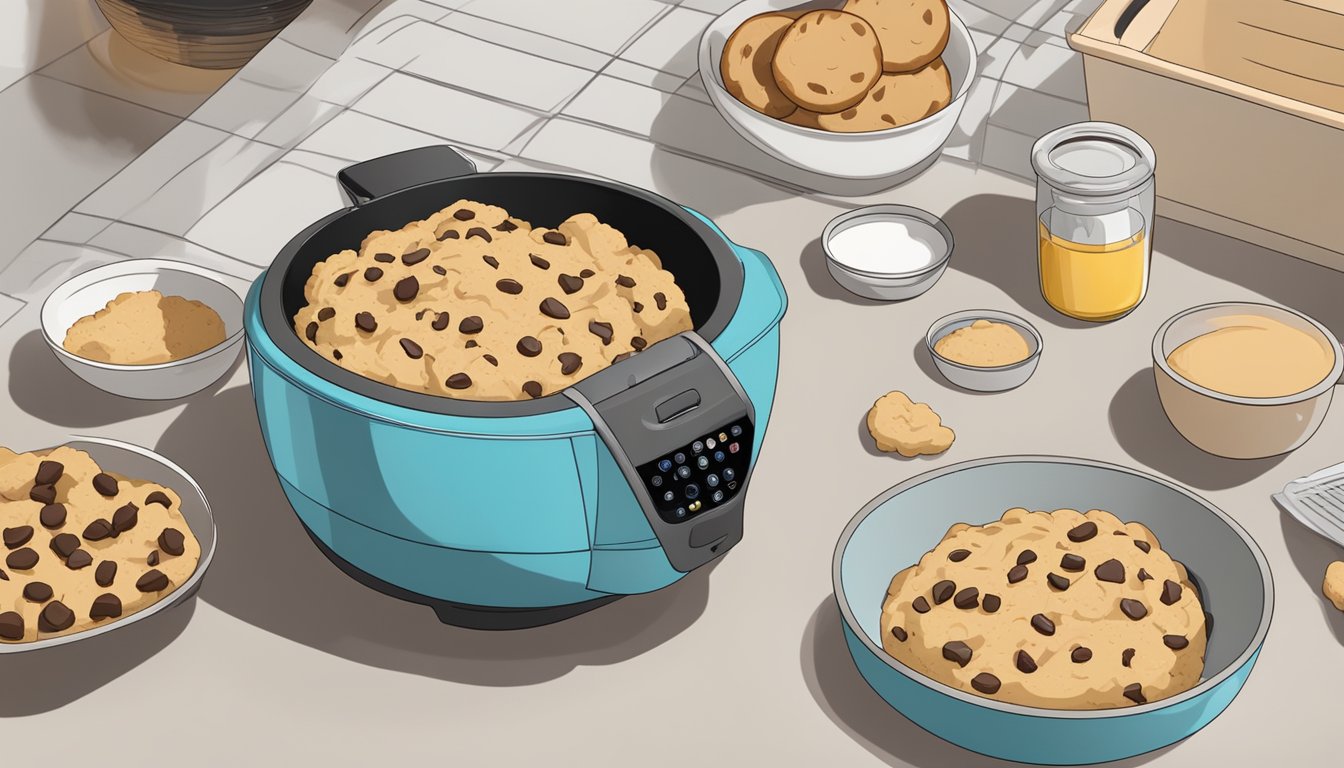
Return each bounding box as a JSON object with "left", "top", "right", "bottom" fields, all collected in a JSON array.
[{"left": 822, "top": 205, "right": 952, "bottom": 301}]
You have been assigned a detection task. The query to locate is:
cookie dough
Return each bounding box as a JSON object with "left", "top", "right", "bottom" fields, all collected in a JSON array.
[
  {"left": 866, "top": 391, "right": 954, "bottom": 457},
  {"left": 844, "top": 0, "right": 951, "bottom": 73},
  {"left": 294, "top": 200, "right": 693, "bottom": 401},
  {"left": 804, "top": 58, "right": 951, "bottom": 132},
  {"left": 1166, "top": 313, "right": 1335, "bottom": 398},
  {"left": 881, "top": 508, "right": 1208, "bottom": 709},
  {"left": 934, "top": 318, "right": 1031, "bottom": 367},
  {"left": 62, "top": 290, "right": 226, "bottom": 365},
  {"left": 1325, "top": 561, "right": 1344, "bottom": 611},
  {"left": 771, "top": 10, "right": 882, "bottom": 113},
  {"left": 719, "top": 11, "right": 802, "bottom": 118},
  {"left": 0, "top": 445, "right": 201, "bottom": 644}
]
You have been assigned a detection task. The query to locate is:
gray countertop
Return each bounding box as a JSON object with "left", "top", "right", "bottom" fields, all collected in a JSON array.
[{"left": 1, "top": 0, "right": 1341, "bottom": 765}]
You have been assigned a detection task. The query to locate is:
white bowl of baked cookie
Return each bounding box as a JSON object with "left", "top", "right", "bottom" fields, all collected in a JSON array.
[
  {"left": 699, "top": 0, "right": 977, "bottom": 180},
  {"left": 40, "top": 259, "right": 248, "bottom": 400}
]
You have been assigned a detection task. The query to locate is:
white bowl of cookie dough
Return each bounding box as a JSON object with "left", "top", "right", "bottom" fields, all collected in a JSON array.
[
  {"left": 698, "top": 0, "right": 977, "bottom": 179},
  {"left": 927, "top": 309, "right": 1043, "bottom": 392},
  {"left": 40, "top": 258, "right": 247, "bottom": 400}
]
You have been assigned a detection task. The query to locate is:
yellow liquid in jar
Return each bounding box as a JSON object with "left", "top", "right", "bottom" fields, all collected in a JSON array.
[{"left": 1038, "top": 220, "right": 1147, "bottom": 322}]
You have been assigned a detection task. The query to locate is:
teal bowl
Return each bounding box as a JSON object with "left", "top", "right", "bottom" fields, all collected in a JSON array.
[{"left": 832, "top": 456, "right": 1273, "bottom": 765}]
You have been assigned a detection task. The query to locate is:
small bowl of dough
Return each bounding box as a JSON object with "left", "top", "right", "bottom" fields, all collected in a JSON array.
[
  {"left": 40, "top": 259, "right": 247, "bottom": 400},
  {"left": 926, "top": 309, "right": 1043, "bottom": 392},
  {"left": 822, "top": 204, "right": 952, "bottom": 301},
  {"left": 1153, "top": 302, "right": 1343, "bottom": 459}
]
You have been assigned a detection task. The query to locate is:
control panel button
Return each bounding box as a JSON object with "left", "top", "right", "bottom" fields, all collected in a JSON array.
[
  {"left": 722, "top": 467, "right": 735, "bottom": 482},
  {"left": 713, "top": 451, "right": 725, "bottom": 463},
  {"left": 731, "top": 425, "right": 743, "bottom": 437},
  {"left": 677, "top": 465, "right": 692, "bottom": 479},
  {"left": 692, "top": 440, "right": 704, "bottom": 454},
  {"left": 675, "top": 507, "right": 687, "bottom": 518},
  {"left": 663, "top": 490, "right": 675, "bottom": 502},
  {"left": 651, "top": 475, "right": 663, "bottom": 487},
  {"left": 684, "top": 483, "right": 700, "bottom": 500},
  {"left": 706, "top": 474, "right": 719, "bottom": 488},
  {"left": 688, "top": 500, "right": 702, "bottom": 512},
  {"left": 712, "top": 490, "right": 725, "bottom": 503},
  {"left": 729, "top": 442, "right": 740, "bottom": 454},
  {"left": 658, "top": 459, "right": 672, "bottom": 473},
  {"left": 674, "top": 452, "right": 686, "bottom": 465},
  {"left": 726, "top": 481, "right": 737, "bottom": 490},
  {"left": 719, "top": 432, "right": 728, "bottom": 443},
  {"left": 697, "top": 455, "right": 710, "bottom": 470},
  {"left": 706, "top": 438, "right": 716, "bottom": 450}
]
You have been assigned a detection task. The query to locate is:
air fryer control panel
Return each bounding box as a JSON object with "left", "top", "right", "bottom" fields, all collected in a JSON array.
[{"left": 637, "top": 419, "right": 753, "bottom": 524}]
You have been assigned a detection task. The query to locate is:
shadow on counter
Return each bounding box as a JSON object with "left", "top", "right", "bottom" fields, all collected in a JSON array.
[
  {"left": 157, "top": 385, "right": 712, "bottom": 686},
  {"left": 1277, "top": 507, "right": 1344, "bottom": 647},
  {"left": 798, "top": 598, "right": 1173, "bottom": 767}
]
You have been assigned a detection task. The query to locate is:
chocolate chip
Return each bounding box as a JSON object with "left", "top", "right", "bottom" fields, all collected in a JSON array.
[
  {"left": 1072, "top": 646, "right": 1093, "bottom": 663},
  {"left": 446, "top": 373, "right": 472, "bottom": 390},
  {"left": 543, "top": 231, "right": 568, "bottom": 245},
  {"left": 1068, "top": 522, "right": 1098, "bottom": 542},
  {"left": 3, "top": 525, "right": 33, "bottom": 549},
  {"left": 1122, "top": 648, "right": 1135, "bottom": 667},
  {"left": 1161, "top": 580, "right": 1183, "bottom": 605},
  {"left": 981, "top": 593, "right": 1001, "bottom": 613},
  {"left": 971, "top": 673, "right": 1001, "bottom": 695},
  {"left": 453, "top": 208, "right": 475, "bottom": 221},
  {"left": 0, "top": 569, "right": 6, "bottom": 581},
  {"left": 29, "top": 484, "right": 56, "bottom": 504},
  {"left": 890, "top": 625, "right": 907, "bottom": 642},
  {"left": 558, "top": 352, "right": 583, "bottom": 376},
  {"left": 529, "top": 254, "right": 550, "bottom": 269},
  {"left": 0, "top": 612, "right": 23, "bottom": 640},
  {"left": 1133, "top": 539, "right": 1151, "bottom": 553},
  {"left": 394, "top": 276, "right": 420, "bottom": 302},
  {"left": 536, "top": 298, "right": 570, "bottom": 320},
  {"left": 932, "top": 579, "right": 956, "bottom": 604},
  {"left": 1060, "top": 554, "right": 1085, "bottom": 572},
  {"left": 66, "top": 549, "right": 92, "bottom": 570},
  {"left": 517, "top": 336, "right": 542, "bottom": 357},
  {"left": 50, "top": 533, "right": 79, "bottom": 558},
  {"left": 558, "top": 274, "right": 584, "bottom": 294},
  {"left": 83, "top": 519, "right": 113, "bottom": 542},
  {"left": 1017, "top": 550, "right": 1037, "bottom": 565},
  {"left": 631, "top": 337, "right": 648, "bottom": 351},
  {"left": 496, "top": 220, "right": 518, "bottom": 232},
  {"left": 615, "top": 274, "right": 636, "bottom": 288},
  {"left": 403, "top": 248, "right": 431, "bottom": 266},
  {"left": 23, "top": 581, "right": 52, "bottom": 603},
  {"left": 437, "top": 229, "right": 460, "bottom": 241},
  {"left": 158, "top": 527, "right": 186, "bottom": 556},
  {"left": 1015, "top": 650, "right": 1038, "bottom": 673},
  {"left": 911, "top": 596, "right": 930, "bottom": 613},
  {"left": 425, "top": 312, "right": 448, "bottom": 332},
  {"left": 464, "top": 340, "right": 478, "bottom": 349},
  {"left": 459, "top": 316, "right": 483, "bottom": 334},
  {"left": 942, "top": 641, "right": 972, "bottom": 667},
  {"left": 483, "top": 354, "right": 498, "bottom": 366},
  {"left": 1007, "top": 564, "right": 1028, "bottom": 584},
  {"left": 1120, "top": 598, "right": 1148, "bottom": 620},
  {"left": 466, "top": 227, "right": 492, "bottom": 242},
  {"left": 318, "top": 307, "right": 336, "bottom": 321},
  {"left": 948, "top": 549, "right": 970, "bottom": 562},
  {"left": 482, "top": 255, "right": 499, "bottom": 269},
  {"left": 6, "top": 548, "right": 37, "bottom": 570},
  {"left": 334, "top": 272, "right": 353, "bottom": 287},
  {"left": 588, "top": 321, "right": 613, "bottom": 345},
  {"left": 580, "top": 269, "right": 595, "bottom": 278},
  {"left": 952, "top": 587, "right": 979, "bottom": 609},
  {"left": 39, "top": 601, "right": 74, "bottom": 632},
  {"left": 1123, "top": 684, "right": 1146, "bottom": 705},
  {"left": 146, "top": 550, "right": 159, "bottom": 566},
  {"left": 304, "top": 322, "right": 319, "bottom": 343},
  {"left": 34, "top": 460, "right": 63, "bottom": 486},
  {"left": 136, "top": 569, "right": 169, "bottom": 592},
  {"left": 333, "top": 350, "right": 343, "bottom": 360},
  {"left": 90, "top": 594, "right": 122, "bottom": 621},
  {"left": 1137, "top": 568, "right": 1152, "bottom": 582},
  {"left": 364, "top": 267, "right": 383, "bottom": 282},
  {"left": 95, "top": 560, "right": 117, "bottom": 587},
  {"left": 1163, "top": 634, "right": 1189, "bottom": 650},
  {"left": 1047, "top": 572, "right": 1071, "bottom": 591},
  {"left": 373, "top": 252, "right": 395, "bottom": 263},
  {"left": 1095, "top": 559, "right": 1126, "bottom": 584},
  {"left": 522, "top": 381, "right": 543, "bottom": 398},
  {"left": 654, "top": 292, "right": 667, "bottom": 311},
  {"left": 1031, "top": 614, "right": 1055, "bottom": 636},
  {"left": 145, "top": 491, "right": 172, "bottom": 508},
  {"left": 355, "top": 312, "right": 377, "bottom": 333},
  {"left": 39, "top": 503, "right": 67, "bottom": 528},
  {"left": 399, "top": 338, "right": 423, "bottom": 359},
  {"left": 496, "top": 278, "right": 523, "bottom": 295}
]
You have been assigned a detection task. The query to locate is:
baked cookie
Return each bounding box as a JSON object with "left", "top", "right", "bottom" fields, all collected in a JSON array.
[
  {"left": 1325, "top": 561, "right": 1344, "bottom": 611},
  {"left": 809, "top": 58, "right": 952, "bottom": 132},
  {"left": 62, "top": 290, "right": 226, "bottom": 365},
  {"left": 866, "top": 391, "right": 954, "bottom": 457},
  {"left": 844, "top": 0, "right": 951, "bottom": 73},
  {"left": 719, "top": 11, "right": 802, "bottom": 118},
  {"left": 771, "top": 10, "right": 882, "bottom": 113},
  {"left": 880, "top": 508, "right": 1208, "bottom": 710}
]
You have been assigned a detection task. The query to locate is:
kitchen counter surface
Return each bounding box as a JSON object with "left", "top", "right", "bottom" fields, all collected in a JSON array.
[{"left": 2, "top": 1, "right": 1341, "bottom": 765}]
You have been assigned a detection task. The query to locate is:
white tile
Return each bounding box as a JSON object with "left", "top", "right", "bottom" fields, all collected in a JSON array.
[
  {"left": 0, "top": 0, "right": 107, "bottom": 91},
  {"left": 253, "top": 96, "right": 344, "bottom": 148},
  {"left": 457, "top": 0, "right": 666, "bottom": 54},
  {"left": 274, "top": 150, "right": 357, "bottom": 178},
  {"left": 1017, "top": 0, "right": 1072, "bottom": 28},
  {"left": 1041, "top": 8, "right": 1086, "bottom": 38},
  {"left": 358, "top": 21, "right": 594, "bottom": 111},
  {"left": 976, "top": 35, "right": 1021, "bottom": 80},
  {"left": 1003, "top": 22, "right": 1034, "bottom": 42},
  {"left": 679, "top": 0, "right": 742, "bottom": 13},
  {"left": 276, "top": 0, "right": 379, "bottom": 59},
  {"left": 38, "top": 31, "right": 227, "bottom": 118},
  {"left": 676, "top": 76, "right": 711, "bottom": 104},
  {"left": 235, "top": 38, "right": 336, "bottom": 92},
  {"left": 1002, "top": 38, "right": 1086, "bottom": 102},
  {"left": 971, "top": 0, "right": 1041, "bottom": 21},
  {"left": 190, "top": 39, "right": 335, "bottom": 139},
  {"left": 988, "top": 82, "right": 1089, "bottom": 137},
  {"left": 1063, "top": 0, "right": 1104, "bottom": 15},
  {"left": 0, "top": 293, "right": 23, "bottom": 329},
  {"left": 307, "top": 57, "right": 396, "bottom": 107},
  {"left": 188, "top": 163, "right": 348, "bottom": 267},
  {"left": 948, "top": 0, "right": 1013, "bottom": 35},
  {"left": 88, "top": 223, "right": 263, "bottom": 282},
  {"left": 439, "top": 12, "right": 612, "bottom": 71},
  {"left": 121, "top": 136, "right": 286, "bottom": 236},
  {"left": 980, "top": 124, "right": 1036, "bottom": 179},
  {"left": 350, "top": 0, "right": 453, "bottom": 45},
  {"left": 352, "top": 72, "right": 543, "bottom": 151},
  {"left": 603, "top": 59, "right": 684, "bottom": 93},
  {"left": 563, "top": 75, "right": 666, "bottom": 136},
  {"left": 78, "top": 121, "right": 232, "bottom": 222},
  {"left": 945, "top": 76, "right": 999, "bottom": 161},
  {"left": 41, "top": 212, "right": 115, "bottom": 245},
  {"left": 298, "top": 110, "right": 445, "bottom": 161},
  {"left": 0, "top": 241, "right": 128, "bottom": 303},
  {"left": 620, "top": 7, "right": 714, "bottom": 78}
]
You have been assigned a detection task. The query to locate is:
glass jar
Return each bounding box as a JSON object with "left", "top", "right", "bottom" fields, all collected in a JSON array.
[{"left": 1032, "top": 122, "right": 1157, "bottom": 322}]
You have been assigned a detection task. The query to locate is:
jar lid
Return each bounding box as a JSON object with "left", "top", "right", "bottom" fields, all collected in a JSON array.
[{"left": 1031, "top": 122, "right": 1155, "bottom": 197}]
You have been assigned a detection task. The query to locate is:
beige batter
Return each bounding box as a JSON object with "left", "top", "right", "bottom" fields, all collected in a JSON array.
[
  {"left": 63, "top": 290, "right": 226, "bottom": 365},
  {"left": 865, "top": 390, "right": 954, "bottom": 457},
  {"left": 934, "top": 319, "right": 1030, "bottom": 367},
  {"left": 1166, "top": 313, "right": 1334, "bottom": 398}
]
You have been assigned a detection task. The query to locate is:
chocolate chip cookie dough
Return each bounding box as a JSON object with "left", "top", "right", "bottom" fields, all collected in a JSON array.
[
  {"left": 0, "top": 445, "right": 201, "bottom": 643},
  {"left": 880, "top": 508, "right": 1207, "bottom": 709},
  {"left": 866, "top": 390, "right": 954, "bottom": 457},
  {"left": 294, "top": 200, "right": 693, "bottom": 401},
  {"left": 63, "top": 290, "right": 226, "bottom": 365}
]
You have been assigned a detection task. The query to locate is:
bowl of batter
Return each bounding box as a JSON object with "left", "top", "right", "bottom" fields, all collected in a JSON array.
[{"left": 1153, "top": 302, "right": 1343, "bottom": 458}]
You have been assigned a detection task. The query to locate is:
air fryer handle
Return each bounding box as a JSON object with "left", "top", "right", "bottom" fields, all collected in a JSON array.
[
  {"left": 564, "top": 333, "right": 755, "bottom": 573},
  {"left": 337, "top": 145, "right": 477, "bottom": 206}
]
